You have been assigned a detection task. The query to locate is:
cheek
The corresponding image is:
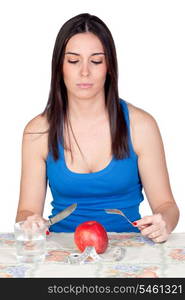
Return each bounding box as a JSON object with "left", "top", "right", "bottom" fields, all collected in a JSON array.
[
  {"left": 63, "top": 65, "right": 76, "bottom": 85},
  {"left": 63, "top": 64, "right": 70, "bottom": 78},
  {"left": 95, "top": 68, "right": 107, "bottom": 83}
]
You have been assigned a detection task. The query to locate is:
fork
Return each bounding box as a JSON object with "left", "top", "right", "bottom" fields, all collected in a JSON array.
[{"left": 105, "top": 208, "right": 136, "bottom": 228}]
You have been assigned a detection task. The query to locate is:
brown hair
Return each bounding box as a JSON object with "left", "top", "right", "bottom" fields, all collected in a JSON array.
[{"left": 40, "top": 13, "right": 129, "bottom": 161}]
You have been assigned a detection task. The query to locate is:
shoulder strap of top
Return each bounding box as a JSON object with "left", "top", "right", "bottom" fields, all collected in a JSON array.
[
  {"left": 119, "top": 98, "right": 138, "bottom": 159},
  {"left": 119, "top": 98, "right": 129, "bottom": 125}
]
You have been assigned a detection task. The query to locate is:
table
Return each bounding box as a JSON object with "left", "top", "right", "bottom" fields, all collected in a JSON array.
[{"left": 0, "top": 232, "right": 185, "bottom": 278}]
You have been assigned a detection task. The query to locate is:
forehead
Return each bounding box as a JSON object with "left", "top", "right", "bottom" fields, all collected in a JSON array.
[{"left": 65, "top": 32, "right": 104, "bottom": 54}]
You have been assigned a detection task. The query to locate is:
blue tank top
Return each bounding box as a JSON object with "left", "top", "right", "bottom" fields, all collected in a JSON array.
[{"left": 46, "top": 99, "right": 144, "bottom": 232}]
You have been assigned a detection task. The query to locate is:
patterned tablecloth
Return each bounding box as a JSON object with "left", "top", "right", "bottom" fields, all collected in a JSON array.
[{"left": 0, "top": 232, "right": 185, "bottom": 278}]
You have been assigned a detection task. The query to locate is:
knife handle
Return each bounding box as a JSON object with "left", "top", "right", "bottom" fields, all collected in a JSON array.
[
  {"left": 45, "top": 219, "right": 52, "bottom": 227},
  {"left": 45, "top": 220, "right": 51, "bottom": 235}
]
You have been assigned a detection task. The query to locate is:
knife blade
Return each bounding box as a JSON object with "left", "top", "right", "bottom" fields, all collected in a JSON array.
[{"left": 46, "top": 203, "right": 77, "bottom": 227}]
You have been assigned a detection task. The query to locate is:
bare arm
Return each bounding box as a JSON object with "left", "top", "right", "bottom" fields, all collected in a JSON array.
[
  {"left": 130, "top": 105, "right": 179, "bottom": 242},
  {"left": 16, "top": 115, "right": 49, "bottom": 225}
]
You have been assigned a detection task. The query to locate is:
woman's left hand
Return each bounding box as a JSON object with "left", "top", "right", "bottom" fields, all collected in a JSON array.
[{"left": 134, "top": 214, "right": 169, "bottom": 243}]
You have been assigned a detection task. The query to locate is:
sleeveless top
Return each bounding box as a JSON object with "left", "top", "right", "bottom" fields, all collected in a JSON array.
[{"left": 46, "top": 99, "right": 144, "bottom": 232}]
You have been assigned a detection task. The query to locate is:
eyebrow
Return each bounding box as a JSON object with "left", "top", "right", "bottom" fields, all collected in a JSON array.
[{"left": 65, "top": 52, "right": 105, "bottom": 56}]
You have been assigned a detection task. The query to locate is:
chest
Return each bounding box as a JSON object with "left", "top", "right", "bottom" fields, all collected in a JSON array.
[{"left": 64, "top": 120, "right": 112, "bottom": 173}]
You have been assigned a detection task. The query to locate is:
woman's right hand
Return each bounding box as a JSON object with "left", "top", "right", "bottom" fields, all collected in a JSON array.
[{"left": 21, "top": 214, "right": 48, "bottom": 232}]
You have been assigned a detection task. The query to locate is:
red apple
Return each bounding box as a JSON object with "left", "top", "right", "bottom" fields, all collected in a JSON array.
[{"left": 74, "top": 221, "right": 108, "bottom": 254}]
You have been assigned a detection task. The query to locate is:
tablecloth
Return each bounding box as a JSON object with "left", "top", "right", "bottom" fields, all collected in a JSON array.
[{"left": 0, "top": 232, "right": 185, "bottom": 278}]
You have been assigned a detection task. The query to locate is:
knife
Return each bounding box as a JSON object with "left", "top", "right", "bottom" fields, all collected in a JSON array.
[{"left": 46, "top": 203, "right": 77, "bottom": 227}]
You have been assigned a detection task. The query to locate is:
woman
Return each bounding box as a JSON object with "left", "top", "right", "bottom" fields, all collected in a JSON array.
[{"left": 15, "top": 13, "right": 179, "bottom": 242}]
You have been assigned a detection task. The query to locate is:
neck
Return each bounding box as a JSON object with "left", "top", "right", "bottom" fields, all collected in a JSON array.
[{"left": 67, "top": 94, "right": 108, "bottom": 123}]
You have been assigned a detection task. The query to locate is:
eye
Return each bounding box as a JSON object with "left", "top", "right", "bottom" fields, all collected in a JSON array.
[
  {"left": 68, "top": 60, "right": 103, "bottom": 64},
  {"left": 68, "top": 60, "right": 78, "bottom": 64},
  {"left": 91, "top": 61, "right": 102, "bottom": 64}
]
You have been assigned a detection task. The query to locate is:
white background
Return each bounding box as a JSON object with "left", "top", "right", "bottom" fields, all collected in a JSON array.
[{"left": 0, "top": 0, "right": 184, "bottom": 233}]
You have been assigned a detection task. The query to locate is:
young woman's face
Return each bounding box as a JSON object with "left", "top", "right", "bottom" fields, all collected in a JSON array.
[{"left": 63, "top": 32, "right": 107, "bottom": 100}]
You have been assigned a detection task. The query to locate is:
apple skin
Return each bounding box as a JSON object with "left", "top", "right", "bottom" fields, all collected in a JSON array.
[{"left": 74, "top": 221, "right": 108, "bottom": 254}]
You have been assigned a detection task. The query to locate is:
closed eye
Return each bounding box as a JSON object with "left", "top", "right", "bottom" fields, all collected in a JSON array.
[
  {"left": 68, "top": 60, "right": 103, "bottom": 64},
  {"left": 92, "top": 61, "right": 102, "bottom": 64}
]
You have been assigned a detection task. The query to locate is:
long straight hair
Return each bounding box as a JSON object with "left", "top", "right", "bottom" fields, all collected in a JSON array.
[{"left": 41, "top": 13, "right": 130, "bottom": 161}]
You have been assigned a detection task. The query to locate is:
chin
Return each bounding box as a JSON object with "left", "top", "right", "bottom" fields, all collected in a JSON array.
[{"left": 73, "top": 91, "right": 98, "bottom": 100}]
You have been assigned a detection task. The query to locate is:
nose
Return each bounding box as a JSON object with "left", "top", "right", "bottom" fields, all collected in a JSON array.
[{"left": 80, "top": 62, "right": 90, "bottom": 76}]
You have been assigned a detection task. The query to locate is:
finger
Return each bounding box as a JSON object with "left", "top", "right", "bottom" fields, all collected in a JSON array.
[
  {"left": 132, "top": 221, "right": 148, "bottom": 229},
  {"left": 141, "top": 224, "right": 160, "bottom": 236},
  {"left": 135, "top": 216, "right": 154, "bottom": 227},
  {"left": 31, "top": 222, "right": 39, "bottom": 233},
  {"left": 148, "top": 229, "right": 161, "bottom": 239},
  {"left": 21, "top": 221, "right": 30, "bottom": 230},
  {"left": 22, "top": 219, "right": 46, "bottom": 232},
  {"left": 152, "top": 235, "right": 168, "bottom": 243},
  {"left": 27, "top": 214, "right": 45, "bottom": 223},
  {"left": 137, "top": 224, "right": 149, "bottom": 231},
  {"left": 32, "top": 221, "right": 47, "bottom": 231},
  {"left": 26, "top": 215, "right": 46, "bottom": 228},
  {"left": 39, "top": 221, "right": 48, "bottom": 230}
]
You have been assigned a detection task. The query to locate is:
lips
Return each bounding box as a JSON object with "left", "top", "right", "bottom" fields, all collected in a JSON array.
[{"left": 77, "top": 83, "right": 93, "bottom": 89}]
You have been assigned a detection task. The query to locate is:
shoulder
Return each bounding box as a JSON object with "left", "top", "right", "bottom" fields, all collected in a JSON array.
[
  {"left": 23, "top": 113, "right": 49, "bottom": 160},
  {"left": 23, "top": 113, "right": 49, "bottom": 134},
  {"left": 125, "top": 101, "right": 162, "bottom": 156},
  {"left": 126, "top": 101, "right": 157, "bottom": 127}
]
